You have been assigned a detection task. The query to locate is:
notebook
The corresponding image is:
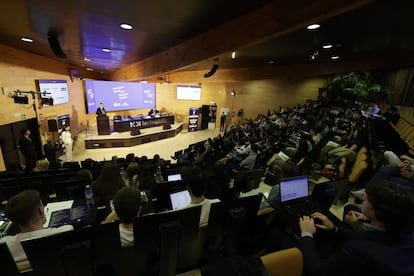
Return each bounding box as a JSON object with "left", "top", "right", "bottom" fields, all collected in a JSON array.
[
  {"left": 279, "top": 176, "right": 315, "bottom": 217},
  {"left": 167, "top": 173, "right": 182, "bottom": 182},
  {"left": 169, "top": 190, "right": 191, "bottom": 210}
]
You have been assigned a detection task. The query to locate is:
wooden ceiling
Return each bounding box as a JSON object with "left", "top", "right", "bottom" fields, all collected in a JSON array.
[{"left": 1, "top": 0, "right": 414, "bottom": 81}]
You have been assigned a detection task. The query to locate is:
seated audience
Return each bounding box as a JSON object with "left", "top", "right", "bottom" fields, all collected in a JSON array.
[
  {"left": 103, "top": 187, "right": 142, "bottom": 246},
  {"left": 0, "top": 190, "right": 73, "bottom": 269},
  {"left": 92, "top": 162, "right": 126, "bottom": 206},
  {"left": 181, "top": 167, "right": 220, "bottom": 226}
]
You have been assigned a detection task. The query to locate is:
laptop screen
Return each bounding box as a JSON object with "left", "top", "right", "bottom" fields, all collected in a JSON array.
[
  {"left": 279, "top": 176, "right": 309, "bottom": 203},
  {"left": 169, "top": 190, "right": 191, "bottom": 210},
  {"left": 167, "top": 173, "right": 182, "bottom": 182}
]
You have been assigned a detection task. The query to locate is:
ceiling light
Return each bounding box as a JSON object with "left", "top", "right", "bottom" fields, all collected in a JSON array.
[
  {"left": 331, "top": 55, "right": 340, "bottom": 60},
  {"left": 120, "top": 23, "right": 133, "bottom": 30},
  {"left": 268, "top": 60, "right": 275, "bottom": 64},
  {"left": 21, "top": 37, "right": 33, "bottom": 43},
  {"left": 322, "top": 44, "right": 333, "bottom": 49},
  {"left": 231, "top": 51, "right": 236, "bottom": 59},
  {"left": 102, "top": 48, "right": 111, "bottom": 53},
  {"left": 84, "top": 57, "right": 91, "bottom": 61},
  {"left": 307, "top": 24, "right": 320, "bottom": 30},
  {"left": 140, "top": 80, "right": 148, "bottom": 83},
  {"left": 86, "top": 67, "right": 94, "bottom": 71}
]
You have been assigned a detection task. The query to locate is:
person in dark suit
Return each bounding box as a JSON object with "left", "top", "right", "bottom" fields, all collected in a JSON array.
[
  {"left": 220, "top": 112, "right": 226, "bottom": 132},
  {"left": 296, "top": 181, "right": 414, "bottom": 275},
  {"left": 96, "top": 102, "right": 106, "bottom": 116},
  {"left": 19, "top": 128, "right": 37, "bottom": 173}
]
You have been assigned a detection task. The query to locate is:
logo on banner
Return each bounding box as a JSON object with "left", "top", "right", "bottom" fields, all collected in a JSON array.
[{"left": 188, "top": 107, "right": 199, "bottom": 132}]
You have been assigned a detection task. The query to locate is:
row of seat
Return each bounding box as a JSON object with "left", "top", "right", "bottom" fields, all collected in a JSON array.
[
  {"left": 1, "top": 194, "right": 304, "bottom": 276},
  {"left": 391, "top": 118, "right": 414, "bottom": 155}
]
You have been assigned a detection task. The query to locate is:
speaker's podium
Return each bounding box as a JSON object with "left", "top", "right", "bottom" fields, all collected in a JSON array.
[{"left": 97, "top": 116, "right": 110, "bottom": 135}]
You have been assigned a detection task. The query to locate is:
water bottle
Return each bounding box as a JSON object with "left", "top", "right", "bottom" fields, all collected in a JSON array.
[{"left": 84, "top": 185, "right": 94, "bottom": 207}]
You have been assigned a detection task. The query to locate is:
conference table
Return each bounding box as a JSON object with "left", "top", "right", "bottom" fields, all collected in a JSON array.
[{"left": 113, "top": 114, "right": 174, "bottom": 132}]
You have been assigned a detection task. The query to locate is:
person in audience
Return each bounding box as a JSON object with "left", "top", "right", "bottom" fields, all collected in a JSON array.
[
  {"left": 92, "top": 162, "right": 126, "bottom": 206},
  {"left": 77, "top": 168, "right": 93, "bottom": 181},
  {"left": 61, "top": 126, "right": 73, "bottom": 162},
  {"left": 103, "top": 187, "right": 142, "bottom": 246},
  {"left": 0, "top": 190, "right": 73, "bottom": 269},
  {"left": 220, "top": 112, "right": 226, "bottom": 132},
  {"left": 265, "top": 138, "right": 308, "bottom": 183},
  {"left": 31, "top": 159, "right": 50, "bottom": 173},
  {"left": 43, "top": 138, "right": 59, "bottom": 168},
  {"left": 260, "top": 160, "right": 300, "bottom": 210},
  {"left": 125, "top": 161, "right": 139, "bottom": 187},
  {"left": 351, "top": 151, "right": 414, "bottom": 198},
  {"left": 295, "top": 181, "right": 414, "bottom": 275},
  {"left": 19, "top": 128, "right": 37, "bottom": 173},
  {"left": 181, "top": 167, "right": 220, "bottom": 226},
  {"left": 383, "top": 105, "right": 400, "bottom": 124}
]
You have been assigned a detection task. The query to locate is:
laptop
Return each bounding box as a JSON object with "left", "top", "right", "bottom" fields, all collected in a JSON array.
[
  {"left": 169, "top": 190, "right": 191, "bottom": 210},
  {"left": 279, "top": 176, "right": 315, "bottom": 218},
  {"left": 167, "top": 173, "right": 182, "bottom": 182}
]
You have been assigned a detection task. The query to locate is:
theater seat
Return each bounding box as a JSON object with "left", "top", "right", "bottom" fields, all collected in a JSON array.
[{"left": 260, "top": 247, "right": 303, "bottom": 276}]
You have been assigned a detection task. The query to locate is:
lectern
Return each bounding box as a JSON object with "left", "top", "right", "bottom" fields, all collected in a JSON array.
[{"left": 97, "top": 116, "right": 110, "bottom": 135}]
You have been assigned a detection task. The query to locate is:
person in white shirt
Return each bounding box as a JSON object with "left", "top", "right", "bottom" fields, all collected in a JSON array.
[
  {"left": 61, "top": 126, "right": 73, "bottom": 161},
  {"left": 0, "top": 190, "right": 73, "bottom": 270},
  {"left": 103, "top": 187, "right": 142, "bottom": 247},
  {"left": 181, "top": 167, "right": 220, "bottom": 226}
]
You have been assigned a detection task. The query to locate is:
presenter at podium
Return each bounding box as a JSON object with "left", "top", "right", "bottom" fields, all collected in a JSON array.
[{"left": 96, "top": 102, "right": 106, "bottom": 116}]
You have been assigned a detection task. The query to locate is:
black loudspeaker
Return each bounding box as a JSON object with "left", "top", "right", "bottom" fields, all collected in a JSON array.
[
  {"left": 130, "top": 128, "right": 141, "bottom": 136},
  {"left": 162, "top": 124, "right": 171, "bottom": 130},
  {"left": 203, "top": 64, "right": 219, "bottom": 78},
  {"left": 47, "top": 119, "right": 58, "bottom": 132},
  {"left": 48, "top": 34, "right": 66, "bottom": 58}
]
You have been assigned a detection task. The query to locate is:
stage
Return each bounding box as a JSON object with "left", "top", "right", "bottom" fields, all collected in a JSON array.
[{"left": 84, "top": 123, "right": 183, "bottom": 149}]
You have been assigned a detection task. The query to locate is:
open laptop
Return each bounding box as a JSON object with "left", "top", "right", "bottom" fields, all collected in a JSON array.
[
  {"left": 279, "top": 176, "right": 315, "bottom": 218},
  {"left": 167, "top": 173, "right": 182, "bottom": 182},
  {"left": 169, "top": 190, "right": 191, "bottom": 210}
]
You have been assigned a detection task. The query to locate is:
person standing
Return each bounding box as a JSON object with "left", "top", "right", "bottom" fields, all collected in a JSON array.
[
  {"left": 19, "top": 128, "right": 37, "bottom": 173},
  {"left": 220, "top": 112, "right": 226, "bottom": 132},
  {"left": 61, "top": 126, "right": 73, "bottom": 161},
  {"left": 96, "top": 102, "right": 106, "bottom": 116}
]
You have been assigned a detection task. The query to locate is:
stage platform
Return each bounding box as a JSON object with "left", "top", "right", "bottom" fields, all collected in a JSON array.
[{"left": 84, "top": 123, "right": 183, "bottom": 149}]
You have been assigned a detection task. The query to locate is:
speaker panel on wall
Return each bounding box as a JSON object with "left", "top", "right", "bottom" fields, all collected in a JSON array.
[
  {"left": 130, "top": 128, "right": 141, "bottom": 136},
  {"left": 47, "top": 119, "right": 58, "bottom": 132},
  {"left": 48, "top": 34, "right": 67, "bottom": 59}
]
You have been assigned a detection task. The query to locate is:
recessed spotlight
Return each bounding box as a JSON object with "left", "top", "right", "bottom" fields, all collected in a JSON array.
[
  {"left": 86, "top": 67, "right": 94, "bottom": 71},
  {"left": 268, "top": 60, "right": 275, "bottom": 64},
  {"left": 331, "top": 55, "right": 340, "bottom": 60},
  {"left": 307, "top": 24, "right": 320, "bottom": 30},
  {"left": 21, "top": 37, "right": 33, "bottom": 43},
  {"left": 140, "top": 80, "right": 148, "bottom": 83},
  {"left": 322, "top": 44, "right": 333, "bottom": 49},
  {"left": 84, "top": 57, "right": 91, "bottom": 61},
  {"left": 120, "top": 23, "right": 133, "bottom": 30},
  {"left": 231, "top": 51, "right": 236, "bottom": 59},
  {"left": 102, "top": 48, "right": 111, "bottom": 53}
]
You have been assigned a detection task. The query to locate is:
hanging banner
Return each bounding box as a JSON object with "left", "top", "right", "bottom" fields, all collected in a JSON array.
[{"left": 188, "top": 107, "right": 199, "bottom": 132}]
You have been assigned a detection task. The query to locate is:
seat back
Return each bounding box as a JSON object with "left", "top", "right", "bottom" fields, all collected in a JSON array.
[
  {"left": 0, "top": 242, "right": 20, "bottom": 276},
  {"left": 260, "top": 247, "right": 303, "bottom": 276}
]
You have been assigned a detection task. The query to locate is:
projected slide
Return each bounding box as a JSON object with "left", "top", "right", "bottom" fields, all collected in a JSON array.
[{"left": 84, "top": 80, "right": 155, "bottom": 114}]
